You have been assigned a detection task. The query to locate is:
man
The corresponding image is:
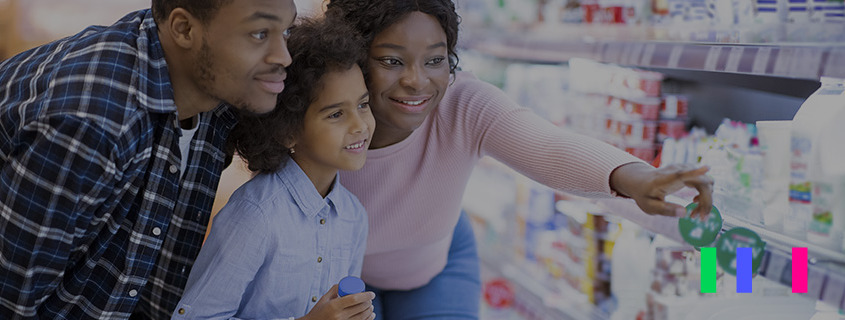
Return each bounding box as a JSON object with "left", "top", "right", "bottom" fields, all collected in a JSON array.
[{"left": 0, "top": 0, "right": 296, "bottom": 318}]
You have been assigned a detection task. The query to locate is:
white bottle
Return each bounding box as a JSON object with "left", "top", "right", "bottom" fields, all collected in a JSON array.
[
  {"left": 756, "top": 120, "right": 792, "bottom": 232},
  {"left": 610, "top": 220, "right": 653, "bottom": 320},
  {"left": 808, "top": 98, "right": 845, "bottom": 251},
  {"left": 788, "top": 77, "right": 845, "bottom": 241}
]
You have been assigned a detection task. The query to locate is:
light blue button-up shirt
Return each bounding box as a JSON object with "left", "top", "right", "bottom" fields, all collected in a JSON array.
[{"left": 172, "top": 158, "right": 368, "bottom": 319}]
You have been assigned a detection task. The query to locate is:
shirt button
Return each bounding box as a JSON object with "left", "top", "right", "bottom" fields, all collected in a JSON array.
[
  {"left": 178, "top": 308, "right": 186, "bottom": 315},
  {"left": 311, "top": 296, "right": 317, "bottom": 302},
  {"left": 319, "top": 218, "right": 326, "bottom": 225},
  {"left": 169, "top": 164, "right": 179, "bottom": 174},
  {"left": 317, "top": 256, "right": 322, "bottom": 263},
  {"left": 152, "top": 227, "right": 162, "bottom": 236},
  {"left": 129, "top": 289, "right": 138, "bottom": 297}
]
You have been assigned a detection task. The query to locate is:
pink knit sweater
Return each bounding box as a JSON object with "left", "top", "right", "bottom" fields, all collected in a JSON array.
[{"left": 338, "top": 72, "right": 641, "bottom": 290}]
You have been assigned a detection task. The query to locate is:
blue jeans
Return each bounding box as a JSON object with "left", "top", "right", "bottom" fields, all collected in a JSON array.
[{"left": 367, "top": 211, "right": 481, "bottom": 320}]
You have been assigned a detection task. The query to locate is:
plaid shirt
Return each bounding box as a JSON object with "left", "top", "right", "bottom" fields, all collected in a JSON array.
[{"left": 0, "top": 9, "right": 237, "bottom": 319}]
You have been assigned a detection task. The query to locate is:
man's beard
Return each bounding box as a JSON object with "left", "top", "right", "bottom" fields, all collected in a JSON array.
[{"left": 194, "top": 39, "right": 256, "bottom": 116}]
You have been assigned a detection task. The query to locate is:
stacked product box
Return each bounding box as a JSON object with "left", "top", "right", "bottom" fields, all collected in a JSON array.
[
  {"left": 643, "top": 246, "right": 704, "bottom": 320},
  {"left": 569, "top": 59, "right": 692, "bottom": 163},
  {"left": 540, "top": 194, "right": 621, "bottom": 309}
]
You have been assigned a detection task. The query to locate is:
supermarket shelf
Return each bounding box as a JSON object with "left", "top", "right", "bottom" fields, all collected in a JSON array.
[
  {"left": 595, "top": 194, "right": 845, "bottom": 309},
  {"left": 460, "top": 26, "right": 845, "bottom": 80},
  {"left": 478, "top": 246, "right": 609, "bottom": 320},
  {"left": 721, "top": 216, "right": 845, "bottom": 310}
]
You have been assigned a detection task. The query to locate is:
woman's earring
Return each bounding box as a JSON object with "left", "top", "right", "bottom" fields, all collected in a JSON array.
[{"left": 290, "top": 147, "right": 295, "bottom": 154}]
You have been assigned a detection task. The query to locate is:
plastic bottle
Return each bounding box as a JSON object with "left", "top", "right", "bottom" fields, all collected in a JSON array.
[
  {"left": 610, "top": 220, "right": 653, "bottom": 320},
  {"left": 788, "top": 77, "right": 845, "bottom": 242},
  {"left": 756, "top": 120, "right": 792, "bottom": 232},
  {"left": 807, "top": 86, "right": 845, "bottom": 251},
  {"left": 338, "top": 276, "right": 365, "bottom": 297}
]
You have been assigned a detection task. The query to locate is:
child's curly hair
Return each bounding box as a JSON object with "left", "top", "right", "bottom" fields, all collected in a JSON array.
[{"left": 226, "top": 17, "right": 367, "bottom": 173}]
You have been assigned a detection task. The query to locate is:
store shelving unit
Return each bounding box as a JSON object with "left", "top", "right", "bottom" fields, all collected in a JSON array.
[
  {"left": 461, "top": 25, "right": 845, "bottom": 81},
  {"left": 723, "top": 216, "right": 845, "bottom": 309},
  {"left": 478, "top": 245, "right": 608, "bottom": 320},
  {"left": 594, "top": 197, "right": 845, "bottom": 310},
  {"left": 459, "top": 23, "right": 845, "bottom": 314}
]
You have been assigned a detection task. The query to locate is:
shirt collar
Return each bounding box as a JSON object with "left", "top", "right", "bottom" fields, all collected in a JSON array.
[
  {"left": 277, "top": 158, "right": 347, "bottom": 218},
  {"left": 138, "top": 9, "right": 178, "bottom": 115}
]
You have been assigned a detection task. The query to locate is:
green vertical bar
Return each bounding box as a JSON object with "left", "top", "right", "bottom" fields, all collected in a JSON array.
[{"left": 701, "top": 247, "right": 717, "bottom": 293}]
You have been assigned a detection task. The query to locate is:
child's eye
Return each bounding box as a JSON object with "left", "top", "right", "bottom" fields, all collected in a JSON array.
[
  {"left": 358, "top": 102, "right": 370, "bottom": 110},
  {"left": 250, "top": 31, "right": 268, "bottom": 40},
  {"left": 328, "top": 111, "right": 343, "bottom": 119},
  {"left": 282, "top": 28, "right": 291, "bottom": 39}
]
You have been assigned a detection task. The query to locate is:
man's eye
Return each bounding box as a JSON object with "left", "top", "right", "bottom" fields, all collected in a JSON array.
[{"left": 251, "top": 31, "right": 268, "bottom": 40}]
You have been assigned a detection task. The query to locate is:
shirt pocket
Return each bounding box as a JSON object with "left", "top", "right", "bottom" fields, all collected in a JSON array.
[{"left": 329, "top": 246, "right": 353, "bottom": 284}]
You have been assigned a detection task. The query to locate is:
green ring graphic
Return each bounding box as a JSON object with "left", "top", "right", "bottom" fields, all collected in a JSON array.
[{"left": 678, "top": 203, "right": 723, "bottom": 248}]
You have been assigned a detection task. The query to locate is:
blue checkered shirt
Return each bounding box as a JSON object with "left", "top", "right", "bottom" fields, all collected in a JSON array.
[{"left": 0, "top": 9, "right": 238, "bottom": 319}]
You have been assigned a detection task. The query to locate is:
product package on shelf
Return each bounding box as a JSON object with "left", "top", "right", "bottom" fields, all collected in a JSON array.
[
  {"left": 464, "top": 158, "right": 626, "bottom": 318},
  {"left": 568, "top": 58, "right": 682, "bottom": 163},
  {"left": 789, "top": 77, "right": 845, "bottom": 250}
]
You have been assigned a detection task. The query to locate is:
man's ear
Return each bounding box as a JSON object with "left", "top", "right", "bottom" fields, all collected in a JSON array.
[{"left": 163, "top": 8, "right": 204, "bottom": 50}]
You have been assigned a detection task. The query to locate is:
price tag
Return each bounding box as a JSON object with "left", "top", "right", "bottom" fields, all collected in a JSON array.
[
  {"left": 773, "top": 47, "right": 794, "bottom": 76},
  {"left": 790, "top": 48, "right": 824, "bottom": 79},
  {"left": 605, "top": 44, "right": 623, "bottom": 64},
  {"left": 704, "top": 46, "right": 722, "bottom": 71},
  {"left": 821, "top": 273, "right": 845, "bottom": 309},
  {"left": 752, "top": 47, "right": 773, "bottom": 74},
  {"left": 617, "top": 43, "right": 631, "bottom": 65},
  {"left": 667, "top": 45, "right": 684, "bottom": 68},
  {"left": 764, "top": 252, "right": 790, "bottom": 283},
  {"left": 628, "top": 43, "right": 645, "bottom": 66},
  {"left": 641, "top": 43, "right": 657, "bottom": 66},
  {"left": 824, "top": 48, "right": 845, "bottom": 78},
  {"left": 804, "top": 265, "right": 826, "bottom": 299},
  {"left": 725, "top": 46, "right": 744, "bottom": 73}
]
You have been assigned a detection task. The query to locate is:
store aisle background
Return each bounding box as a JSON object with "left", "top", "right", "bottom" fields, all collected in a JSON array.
[{"left": 3, "top": 0, "right": 845, "bottom": 319}]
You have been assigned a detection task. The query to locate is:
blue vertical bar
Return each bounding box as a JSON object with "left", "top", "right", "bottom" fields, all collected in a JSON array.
[{"left": 737, "top": 247, "right": 752, "bottom": 293}]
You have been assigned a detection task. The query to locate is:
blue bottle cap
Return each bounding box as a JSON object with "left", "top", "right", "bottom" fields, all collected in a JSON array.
[{"left": 338, "top": 276, "right": 365, "bottom": 297}]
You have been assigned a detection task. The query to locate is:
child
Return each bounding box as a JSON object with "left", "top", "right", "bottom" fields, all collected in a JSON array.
[{"left": 172, "top": 17, "right": 376, "bottom": 320}]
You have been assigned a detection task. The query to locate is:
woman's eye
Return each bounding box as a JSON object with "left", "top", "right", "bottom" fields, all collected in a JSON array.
[
  {"left": 251, "top": 31, "right": 268, "bottom": 40},
  {"left": 381, "top": 58, "right": 401, "bottom": 65},
  {"left": 328, "top": 111, "right": 343, "bottom": 119},
  {"left": 427, "top": 57, "right": 445, "bottom": 66},
  {"left": 359, "top": 102, "right": 371, "bottom": 110},
  {"left": 282, "top": 28, "right": 291, "bottom": 39}
]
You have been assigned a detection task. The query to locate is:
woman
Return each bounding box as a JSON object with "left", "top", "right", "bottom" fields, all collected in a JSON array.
[{"left": 330, "top": 1, "right": 714, "bottom": 318}]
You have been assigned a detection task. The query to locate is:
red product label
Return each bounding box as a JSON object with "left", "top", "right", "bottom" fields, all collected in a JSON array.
[
  {"left": 625, "top": 100, "right": 661, "bottom": 120},
  {"left": 639, "top": 78, "right": 662, "bottom": 97},
  {"left": 583, "top": 3, "right": 601, "bottom": 23},
  {"left": 483, "top": 278, "right": 515, "bottom": 309},
  {"left": 625, "top": 145, "right": 657, "bottom": 162},
  {"left": 657, "top": 120, "right": 686, "bottom": 140}
]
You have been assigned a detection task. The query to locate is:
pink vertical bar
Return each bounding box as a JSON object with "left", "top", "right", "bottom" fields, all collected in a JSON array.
[{"left": 792, "top": 247, "right": 808, "bottom": 293}]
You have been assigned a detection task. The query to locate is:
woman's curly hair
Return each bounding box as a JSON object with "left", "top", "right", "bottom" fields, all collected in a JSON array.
[
  {"left": 325, "top": 0, "right": 461, "bottom": 75},
  {"left": 226, "top": 17, "right": 367, "bottom": 173}
]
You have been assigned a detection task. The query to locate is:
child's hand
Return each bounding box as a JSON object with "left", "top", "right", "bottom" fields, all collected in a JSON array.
[{"left": 298, "top": 284, "right": 376, "bottom": 320}]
